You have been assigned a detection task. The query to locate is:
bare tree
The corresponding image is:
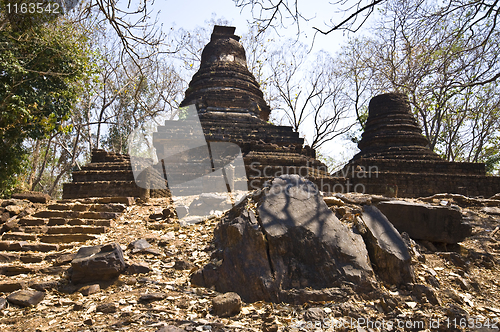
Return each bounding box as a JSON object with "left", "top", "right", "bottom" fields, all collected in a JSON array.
[
  {"left": 267, "top": 43, "right": 355, "bottom": 149},
  {"left": 338, "top": 0, "right": 500, "bottom": 168}
]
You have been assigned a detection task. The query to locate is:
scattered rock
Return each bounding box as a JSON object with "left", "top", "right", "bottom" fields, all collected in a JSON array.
[
  {"left": 128, "top": 239, "right": 152, "bottom": 254},
  {"left": 480, "top": 207, "right": 500, "bottom": 215},
  {"left": 72, "top": 302, "right": 85, "bottom": 311},
  {"left": 126, "top": 261, "right": 152, "bottom": 274},
  {"left": 193, "top": 175, "right": 374, "bottom": 303},
  {"left": 173, "top": 259, "right": 193, "bottom": 270},
  {"left": 355, "top": 205, "right": 414, "bottom": 286},
  {"left": 30, "top": 281, "right": 59, "bottom": 292},
  {"left": 7, "top": 290, "right": 45, "bottom": 307},
  {"left": 162, "top": 208, "right": 175, "bottom": 219},
  {"left": 139, "top": 293, "right": 166, "bottom": 303},
  {"left": 156, "top": 325, "right": 185, "bottom": 332},
  {"left": 149, "top": 212, "right": 164, "bottom": 220},
  {"left": 212, "top": 292, "right": 242, "bottom": 317},
  {"left": 96, "top": 302, "right": 118, "bottom": 313},
  {"left": 303, "top": 307, "right": 325, "bottom": 321},
  {"left": 412, "top": 284, "right": 441, "bottom": 305},
  {"left": 71, "top": 243, "right": 126, "bottom": 284},
  {"left": 12, "top": 192, "right": 50, "bottom": 203},
  {"left": 53, "top": 253, "right": 76, "bottom": 266},
  {"left": 79, "top": 284, "right": 100, "bottom": 296},
  {"left": 5, "top": 205, "right": 25, "bottom": 215},
  {"left": 377, "top": 200, "right": 472, "bottom": 243},
  {"left": 142, "top": 247, "right": 162, "bottom": 256},
  {"left": 323, "top": 196, "right": 345, "bottom": 206},
  {"left": 0, "top": 297, "right": 6, "bottom": 310}
]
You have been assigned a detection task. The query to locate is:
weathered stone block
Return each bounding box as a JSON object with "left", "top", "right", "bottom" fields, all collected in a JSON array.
[
  {"left": 377, "top": 200, "right": 472, "bottom": 243},
  {"left": 71, "top": 243, "right": 126, "bottom": 284}
]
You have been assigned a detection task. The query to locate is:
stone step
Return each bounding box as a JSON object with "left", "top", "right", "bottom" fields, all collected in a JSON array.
[
  {"left": 75, "top": 211, "right": 118, "bottom": 219},
  {"left": 57, "top": 197, "right": 135, "bottom": 206},
  {"left": 80, "top": 162, "right": 132, "bottom": 171},
  {"left": 72, "top": 170, "right": 135, "bottom": 182},
  {"left": 0, "top": 252, "right": 20, "bottom": 262},
  {"left": 0, "top": 241, "right": 62, "bottom": 252},
  {"left": 48, "top": 217, "right": 68, "bottom": 226},
  {"left": 0, "top": 264, "right": 70, "bottom": 276},
  {"left": 62, "top": 181, "right": 143, "bottom": 199},
  {"left": 18, "top": 217, "right": 47, "bottom": 226},
  {"left": 20, "top": 253, "right": 45, "bottom": 263},
  {"left": 46, "top": 203, "right": 95, "bottom": 212},
  {"left": 2, "top": 232, "right": 37, "bottom": 241},
  {"left": 46, "top": 225, "right": 107, "bottom": 235},
  {"left": 33, "top": 210, "right": 73, "bottom": 219},
  {"left": 66, "top": 218, "right": 112, "bottom": 227},
  {"left": 22, "top": 226, "right": 48, "bottom": 234},
  {"left": 0, "top": 265, "right": 38, "bottom": 276},
  {"left": 38, "top": 234, "right": 97, "bottom": 243},
  {"left": 33, "top": 210, "right": 118, "bottom": 220}
]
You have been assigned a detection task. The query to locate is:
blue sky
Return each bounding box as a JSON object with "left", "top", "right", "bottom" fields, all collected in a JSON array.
[{"left": 153, "top": 0, "right": 347, "bottom": 53}]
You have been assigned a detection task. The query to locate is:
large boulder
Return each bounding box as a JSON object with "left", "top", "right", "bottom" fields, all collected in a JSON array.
[
  {"left": 191, "top": 175, "right": 375, "bottom": 303},
  {"left": 355, "top": 205, "right": 414, "bottom": 286},
  {"left": 71, "top": 243, "right": 126, "bottom": 284},
  {"left": 377, "top": 201, "right": 472, "bottom": 243}
]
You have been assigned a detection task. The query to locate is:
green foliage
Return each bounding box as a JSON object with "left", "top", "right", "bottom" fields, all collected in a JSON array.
[{"left": 0, "top": 9, "right": 94, "bottom": 196}]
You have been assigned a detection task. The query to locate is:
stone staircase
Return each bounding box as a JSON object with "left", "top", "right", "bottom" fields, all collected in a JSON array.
[{"left": 0, "top": 197, "right": 134, "bottom": 280}]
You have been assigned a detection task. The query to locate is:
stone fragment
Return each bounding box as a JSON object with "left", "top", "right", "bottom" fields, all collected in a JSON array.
[
  {"left": 12, "top": 192, "right": 50, "bottom": 203},
  {"left": 71, "top": 243, "right": 126, "bottom": 284},
  {"left": 377, "top": 200, "right": 472, "bottom": 243},
  {"left": 96, "top": 302, "right": 117, "bottom": 313},
  {"left": 212, "top": 292, "right": 242, "bottom": 317},
  {"left": 5, "top": 205, "right": 24, "bottom": 215},
  {"left": 162, "top": 208, "right": 175, "bottom": 219},
  {"left": 412, "top": 284, "right": 441, "bottom": 305},
  {"left": 193, "top": 175, "right": 374, "bottom": 303},
  {"left": 0, "top": 253, "right": 20, "bottom": 262},
  {"left": 20, "top": 253, "right": 44, "bottom": 263},
  {"left": 53, "top": 253, "right": 77, "bottom": 266},
  {"left": 139, "top": 293, "right": 166, "bottom": 303},
  {"left": 323, "top": 196, "right": 345, "bottom": 206},
  {"left": 480, "top": 207, "right": 500, "bottom": 215},
  {"left": 303, "top": 308, "right": 325, "bottom": 322},
  {"left": 0, "top": 297, "right": 6, "bottom": 309},
  {"left": 355, "top": 205, "right": 414, "bottom": 286},
  {"left": 128, "top": 239, "right": 152, "bottom": 254},
  {"left": 7, "top": 289, "right": 45, "bottom": 307},
  {"left": 79, "top": 284, "right": 100, "bottom": 296},
  {"left": 1, "top": 211, "right": 10, "bottom": 223},
  {"left": 173, "top": 259, "right": 193, "bottom": 270},
  {"left": 125, "top": 261, "right": 152, "bottom": 274},
  {"left": 0, "top": 281, "right": 26, "bottom": 293},
  {"left": 72, "top": 302, "right": 85, "bottom": 311},
  {"left": 30, "top": 281, "right": 59, "bottom": 291},
  {"left": 40, "top": 266, "right": 69, "bottom": 275},
  {"left": 156, "top": 325, "right": 185, "bottom": 332}
]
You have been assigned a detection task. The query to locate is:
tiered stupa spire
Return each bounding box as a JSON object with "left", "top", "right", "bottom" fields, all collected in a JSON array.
[{"left": 179, "top": 26, "right": 270, "bottom": 121}]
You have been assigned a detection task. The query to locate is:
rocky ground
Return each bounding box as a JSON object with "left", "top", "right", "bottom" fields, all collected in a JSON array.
[{"left": 0, "top": 193, "right": 499, "bottom": 332}]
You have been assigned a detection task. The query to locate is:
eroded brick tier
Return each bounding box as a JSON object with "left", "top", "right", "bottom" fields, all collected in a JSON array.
[
  {"left": 62, "top": 150, "right": 145, "bottom": 199},
  {"left": 335, "top": 93, "right": 500, "bottom": 197},
  {"left": 179, "top": 25, "right": 271, "bottom": 121}
]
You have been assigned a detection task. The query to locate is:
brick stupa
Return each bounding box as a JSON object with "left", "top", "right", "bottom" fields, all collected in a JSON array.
[
  {"left": 153, "top": 25, "right": 329, "bottom": 191},
  {"left": 337, "top": 93, "right": 500, "bottom": 197}
]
